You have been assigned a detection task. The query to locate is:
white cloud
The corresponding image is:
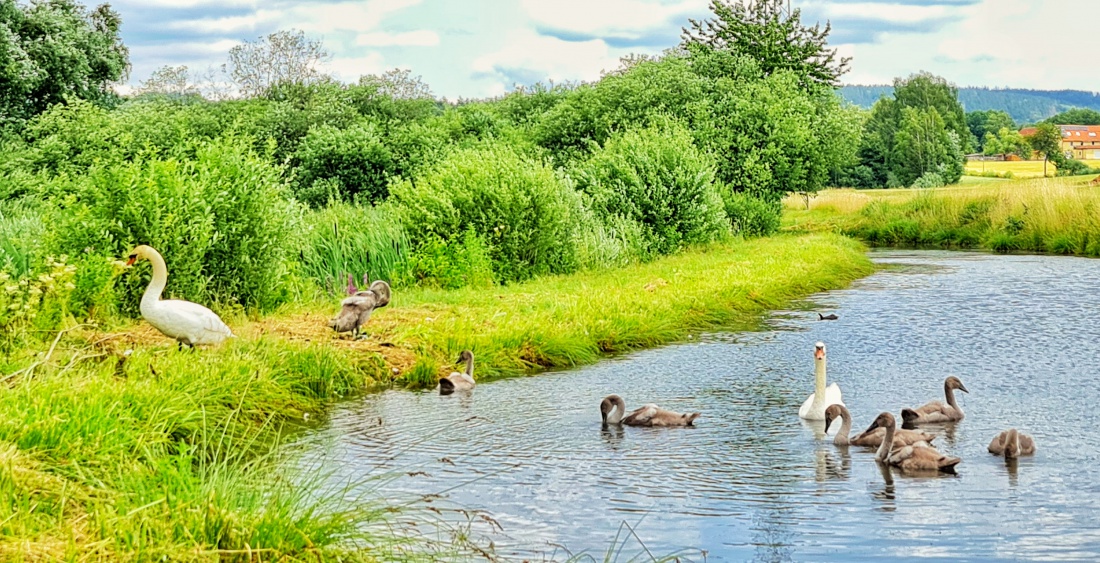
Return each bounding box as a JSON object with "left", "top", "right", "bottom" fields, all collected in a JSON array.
[
  {"left": 523, "top": 0, "right": 705, "bottom": 36},
  {"left": 355, "top": 30, "right": 439, "bottom": 47},
  {"left": 822, "top": 2, "right": 949, "bottom": 24},
  {"left": 472, "top": 29, "right": 619, "bottom": 85},
  {"left": 325, "top": 52, "right": 388, "bottom": 82}
]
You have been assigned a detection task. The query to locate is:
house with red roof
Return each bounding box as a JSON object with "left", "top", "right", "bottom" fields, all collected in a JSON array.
[{"left": 1019, "top": 124, "right": 1100, "bottom": 159}]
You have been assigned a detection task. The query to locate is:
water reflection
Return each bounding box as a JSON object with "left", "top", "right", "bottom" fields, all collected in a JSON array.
[{"left": 289, "top": 251, "right": 1100, "bottom": 561}]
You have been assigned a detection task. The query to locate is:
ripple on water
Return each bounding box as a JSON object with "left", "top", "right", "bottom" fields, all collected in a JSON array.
[{"left": 291, "top": 250, "right": 1100, "bottom": 561}]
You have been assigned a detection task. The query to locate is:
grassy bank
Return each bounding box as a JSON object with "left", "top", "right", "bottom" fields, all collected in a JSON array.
[
  {"left": 784, "top": 177, "right": 1100, "bottom": 257},
  {"left": 0, "top": 233, "right": 871, "bottom": 559}
]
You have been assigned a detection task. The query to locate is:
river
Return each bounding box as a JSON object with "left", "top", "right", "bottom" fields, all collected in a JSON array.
[{"left": 291, "top": 250, "right": 1100, "bottom": 561}]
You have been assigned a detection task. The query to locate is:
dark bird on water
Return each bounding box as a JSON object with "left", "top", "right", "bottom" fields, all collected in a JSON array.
[{"left": 818, "top": 313, "right": 839, "bottom": 321}]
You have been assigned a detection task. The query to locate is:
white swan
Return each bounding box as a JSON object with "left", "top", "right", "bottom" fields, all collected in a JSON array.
[
  {"left": 799, "top": 341, "right": 844, "bottom": 420},
  {"left": 125, "top": 245, "right": 234, "bottom": 349}
]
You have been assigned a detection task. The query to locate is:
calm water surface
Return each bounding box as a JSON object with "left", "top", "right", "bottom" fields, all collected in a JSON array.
[{"left": 291, "top": 250, "right": 1100, "bottom": 561}]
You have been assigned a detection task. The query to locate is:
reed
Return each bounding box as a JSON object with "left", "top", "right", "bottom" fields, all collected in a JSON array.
[
  {"left": 783, "top": 177, "right": 1100, "bottom": 257},
  {"left": 300, "top": 202, "right": 409, "bottom": 295}
]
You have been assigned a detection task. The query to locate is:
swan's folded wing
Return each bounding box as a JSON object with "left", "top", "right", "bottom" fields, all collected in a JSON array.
[
  {"left": 622, "top": 404, "right": 659, "bottom": 426},
  {"left": 162, "top": 299, "right": 233, "bottom": 339}
]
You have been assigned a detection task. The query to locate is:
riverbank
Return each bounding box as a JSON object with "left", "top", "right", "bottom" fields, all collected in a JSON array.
[
  {"left": 0, "top": 233, "right": 872, "bottom": 559},
  {"left": 783, "top": 176, "right": 1100, "bottom": 257}
]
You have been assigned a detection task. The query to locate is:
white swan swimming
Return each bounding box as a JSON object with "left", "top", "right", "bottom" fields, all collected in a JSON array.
[
  {"left": 125, "top": 245, "right": 234, "bottom": 349},
  {"left": 799, "top": 341, "right": 844, "bottom": 420}
]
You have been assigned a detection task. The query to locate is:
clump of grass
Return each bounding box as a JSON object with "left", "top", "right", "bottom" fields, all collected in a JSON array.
[
  {"left": 0, "top": 335, "right": 405, "bottom": 560},
  {"left": 300, "top": 201, "right": 409, "bottom": 295}
]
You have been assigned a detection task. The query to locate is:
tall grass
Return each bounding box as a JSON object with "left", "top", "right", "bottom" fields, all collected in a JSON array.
[
  {"left": 0, "top": 334, "right": 453, "bottom": 559},
  {"left": 0, "top": 199, "right": 44, "bottom": 278},
  {"left": 300, "top": 201, "right": 409, "bottom": 295},
  {"left": 783, "top": 177, "right": 1100, "bottom": 257}
]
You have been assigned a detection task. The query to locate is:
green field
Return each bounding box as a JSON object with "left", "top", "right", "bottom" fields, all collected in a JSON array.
[{"left": 964, "top": 158, "right": 1100, "bottom": 179}]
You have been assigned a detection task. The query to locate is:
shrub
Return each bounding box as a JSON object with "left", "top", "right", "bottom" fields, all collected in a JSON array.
[
  {"left": 573, "top": 210, "right": 648, "bottom": 271},
  {"left": 571, "top": 122, "right": 728, "bottom": 257},
  {"left": 911, "top": 171, "right": 946, "bottom": 189},
  {"left": 42, "top": 136, "right": 300, "bottom": 314},
  {"left": 391, "top": 142, "right": 583, "bottom": 283},
  {"left": 399, "top": 229, "right": 495, "bottom": 289},
  {"left": 293, "top": 121, "right": 395, "bottom": 206},
  {"left": 721, "top": 190, "right": 781, "bottom": 237}
]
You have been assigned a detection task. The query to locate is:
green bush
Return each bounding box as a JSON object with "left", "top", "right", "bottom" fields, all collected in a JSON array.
[
  {"left": 911, "top": 170, "right": 947, "bottom": 188},
  {"left": 571, "top": 122, "right": 728, "bottom": 256},
  {"left": 293, "top": 121, "right": 395, "bottom": 206},
  {"left": 399, "top": 229, "right": 495, "bottom": 289},
  {"left": 391, "top": 142, "right": 583, "bottom": 283},
  {"left": 721, "top": 190, "right": 781, "bottom": 237},
  {"left": 42, "top": 136, "right": 300, "bottom": 314}
]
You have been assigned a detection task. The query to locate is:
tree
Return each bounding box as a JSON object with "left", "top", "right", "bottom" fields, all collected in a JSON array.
[
  {"left": 0, "top": 0, "right": 129, "bottom": 127},
  {"left": 135, "top": 65, "right": 197, "bottom": 97},
  {"left": 682, "top": 0, "right": 849, "bottom": 89},
  {"left": 225, "top": 29, "right": 330, "bottom": 97},
  {"left": 1045, "top": 108, "right": 1100, "bottom": 125},
  {"left": 359, "top": 68, "right": 433, "bottom": 100},
  {"left": 967, "top": 109, "right": 1015, "bottom": 152},
  {"left": 982, "top": 127, "right": 1029, "bottom": 159},
  {"left": 1026, "top": 122, "right": 1064, "bottom": 177},
  {"left": 892, "top": 72, "right": 970, "bottom": 153}
]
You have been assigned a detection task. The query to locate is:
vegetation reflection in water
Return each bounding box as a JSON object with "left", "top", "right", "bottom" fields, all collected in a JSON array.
[{"left": 291, "top": 250, "right": 1100, "bottom": 561}]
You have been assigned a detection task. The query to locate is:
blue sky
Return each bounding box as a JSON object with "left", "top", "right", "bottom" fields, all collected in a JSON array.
[{"left": 111, "top": 0, "right": 1100, "bottom": 100}]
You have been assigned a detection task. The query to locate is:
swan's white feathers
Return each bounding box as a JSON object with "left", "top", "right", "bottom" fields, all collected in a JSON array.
[
  {"left": 142, "top": 298, "right": 234, "bottom": 346},
  {"left": 799, "top": 383, "right": 844, "bottom": 420}
]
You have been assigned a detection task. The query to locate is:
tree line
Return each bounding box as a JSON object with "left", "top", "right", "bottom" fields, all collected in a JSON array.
[{"left": 2, "top": 0, "right": 1097, "bottom": 330}]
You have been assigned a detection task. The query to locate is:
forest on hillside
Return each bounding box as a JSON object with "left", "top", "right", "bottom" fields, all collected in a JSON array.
[{"left": 841, "top": 85, "right": 1100, "bottom": 125}]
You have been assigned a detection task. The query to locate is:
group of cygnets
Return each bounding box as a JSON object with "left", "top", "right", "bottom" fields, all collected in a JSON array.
[
  {"left": 803, "top": 340, "right": 1035, "bottom": 473},
  {"left": 594, "top": 339, "right": 1035, "bottom": 475},
  {"left": 122, "top": 245, "right": 1036, "bottom": 471}
]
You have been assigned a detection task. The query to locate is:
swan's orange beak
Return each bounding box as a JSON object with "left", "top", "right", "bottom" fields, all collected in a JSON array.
[
  {"left": 125, "top": 255, "right": 137, "bottom": 266},
  {"left": 814, "top": 347, "right": 825, "bottom": 360}
]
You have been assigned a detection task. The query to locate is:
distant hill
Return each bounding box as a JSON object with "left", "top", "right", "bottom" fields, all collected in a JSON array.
[{"left": 839, "top": 85, "right": 1100, "bottom": 125}]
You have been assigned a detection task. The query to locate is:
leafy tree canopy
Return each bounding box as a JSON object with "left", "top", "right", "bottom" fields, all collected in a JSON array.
[
  {"left": 225, "top": 29, "right": 330, "bottom": 97},
  {"left": 1044, "top": 107, "right": 1100, "bottom": 125},
  {"left": 967, "top": 109, "right": 1015, "bottom": 151},
  {"left": 0, "top": 0, "right": 129, "bottom": 128},
  {"left": 681, "top": 0, "right": 849, "bottom": 90}
]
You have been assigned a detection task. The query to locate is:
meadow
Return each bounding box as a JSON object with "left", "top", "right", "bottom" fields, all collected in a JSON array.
[{"left": 783, "top": 175, "right": 1100, "bottom": 256}]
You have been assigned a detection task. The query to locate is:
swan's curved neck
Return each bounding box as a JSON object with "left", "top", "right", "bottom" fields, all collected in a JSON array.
[
  {"left": 834, "top": 408, "right": 852, "bottom": 446},
  {"left": 945, "top": 384, "right": 962, "bottom": 413},
  {"left": 464, "top": 355, "right": 474, "bottom": 377},
  {"left": 606, "top": 398, "right": 625, "bottom": 424},
  {"left": 140, "top": 248, "right": 169, "bottom": 310},
  {"left": 875, "top": 422, "right": 894, "bottom": 462},
  {"left": 812, "top": 357, "right": 827, "bottom": 406}
]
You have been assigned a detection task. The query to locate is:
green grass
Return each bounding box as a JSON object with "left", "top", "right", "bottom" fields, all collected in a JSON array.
[
  {"left": 783, "top": 177, "right": 1100, "bottom": 257},
  {"left": 0, "top": 233, "right": 873, "bottom": 558},
  {"left": 374, "top": 233, "right": 873, "bottom": 383}
]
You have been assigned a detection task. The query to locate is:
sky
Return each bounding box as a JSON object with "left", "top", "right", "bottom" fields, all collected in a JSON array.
[{"left": 109, "top": 0, "right": 1100, "bottom": 100}]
